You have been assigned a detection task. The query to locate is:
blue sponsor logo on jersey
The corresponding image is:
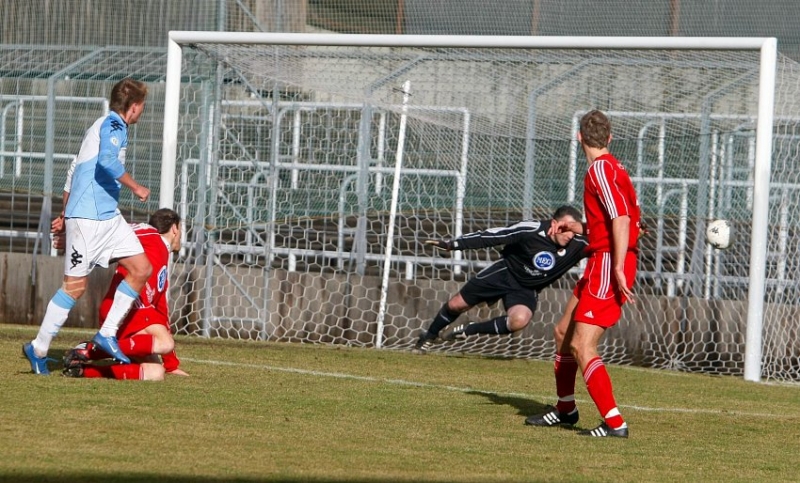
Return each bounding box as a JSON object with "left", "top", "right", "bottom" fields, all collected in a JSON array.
[
  {"left": 533, "top": 251, "right": 556, "bottom": 271},
  {"left": 157, "top": 266, "right": 168, "bottom": 292}
]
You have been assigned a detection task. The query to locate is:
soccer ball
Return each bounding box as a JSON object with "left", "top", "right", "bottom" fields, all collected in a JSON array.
[{"left": 706, "top": 219, "right": 732, "bottom": 250}]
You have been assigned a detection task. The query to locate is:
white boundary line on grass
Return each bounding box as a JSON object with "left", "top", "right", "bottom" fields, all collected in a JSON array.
[{"left": 183, "top": 357, "right": 792, "bottom": 420}]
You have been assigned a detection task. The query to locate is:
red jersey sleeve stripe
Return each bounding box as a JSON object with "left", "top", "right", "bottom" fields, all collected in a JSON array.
[
  {"left": 592, "top": 159, "right": 631, "bottom": 219},
  {"left": 591, "top": 161, "right": 618, "bottom": 219}
]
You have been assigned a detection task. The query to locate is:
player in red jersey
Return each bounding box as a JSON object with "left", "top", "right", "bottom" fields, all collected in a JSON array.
[
  {"left": 60, "top": 208, "right": 188, "bottom": 381},
  {"left": 525, "top": 110, "right": 640, "bottom": 438}
]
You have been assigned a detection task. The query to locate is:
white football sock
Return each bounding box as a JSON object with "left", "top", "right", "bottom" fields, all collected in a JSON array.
[
  {"left": 99, "top": 281, "right": 139, "bottom": 337},
  {"left": 32, "top": 290, "right": 76, "bottom": 357}
]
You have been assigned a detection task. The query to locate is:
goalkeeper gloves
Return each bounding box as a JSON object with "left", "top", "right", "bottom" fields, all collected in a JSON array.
[{"left": 424, "top": 239, "right": 456, "bottom": 251}]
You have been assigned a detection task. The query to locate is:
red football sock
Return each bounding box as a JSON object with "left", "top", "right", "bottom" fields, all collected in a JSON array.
[
  {"left": 554, "top": 352, "right": 578, "bottom": 414},
  {"left": 81, "top": 366, "right": 106, "bottom": 378},
  {"left": 85, "top": 342, "right": 106, "bottom": 361},
  {"left": 118, "top": 335, "right": 154, "bottom": 358},
  {"left": 82, "top": 364, "right": 142, "bottom": 380},
  {"left": 582, "top": 356, "right": 625, "bottom": 429}
]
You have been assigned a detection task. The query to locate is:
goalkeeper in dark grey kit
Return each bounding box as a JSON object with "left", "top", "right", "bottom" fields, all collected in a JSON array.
[{"left": 414, "top": 205, "right": 588, "bottom": 353}]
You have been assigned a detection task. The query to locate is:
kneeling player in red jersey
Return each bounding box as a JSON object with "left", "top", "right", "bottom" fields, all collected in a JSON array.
[{"left": 58, "top": 208, "right": 188, "bottom": 381}]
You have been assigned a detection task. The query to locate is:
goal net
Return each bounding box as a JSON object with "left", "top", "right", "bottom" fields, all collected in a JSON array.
[{"left": 162, "top": 33, "right": 800, "bottom": 382}]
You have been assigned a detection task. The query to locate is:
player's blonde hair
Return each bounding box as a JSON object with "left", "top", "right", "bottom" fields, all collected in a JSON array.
[{"left": 109, "top": 78, "right": 148, "bottom": 115}]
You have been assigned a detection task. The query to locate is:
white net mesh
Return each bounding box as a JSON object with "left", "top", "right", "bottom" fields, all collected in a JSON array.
[{"left": 168, "top": 40, "right": 800, "bottom": 381}]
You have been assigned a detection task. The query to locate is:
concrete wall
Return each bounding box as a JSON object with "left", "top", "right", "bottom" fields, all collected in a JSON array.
[
  {"left": 166, "top": 262, "right": 763, "bottom": 370},
  {"left": 0, "top": 253, "right": 113, "bottom": 328},
  {"left": 4, "top": 252, "right": 776, "bottom": 373}
]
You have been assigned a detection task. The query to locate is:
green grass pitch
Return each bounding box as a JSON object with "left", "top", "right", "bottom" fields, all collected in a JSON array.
[{"left": 1, "top": 324, "right": 798, "bottom": 483}]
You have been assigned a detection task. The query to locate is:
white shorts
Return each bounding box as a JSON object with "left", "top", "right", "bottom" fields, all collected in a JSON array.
[{"left": 64, "top": 215, "right": 144, "bottom": 277}]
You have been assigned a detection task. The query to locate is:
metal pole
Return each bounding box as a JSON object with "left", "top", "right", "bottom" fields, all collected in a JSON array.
[
  {"left": 44, "top": 50, "right": 105, "bottom": 201},
  {"left": 744, "top": 38, "right": 777, "bottom": 382},
  {"left": 452, "top": 109, "right": 470, "bottom": 276},
  {"left": 526, "top": 61, "right": 590, "bottom": 217},
  {"left": 354, "top": 104, "right": 372, "bottom": 275},
  {"left": 689, "top": 100, "right": 712, "bottom": 297},
  {"left": 376, "top": 80, "right": 411, "bottom": 349},
  {"left": 34, "top": 49, "right": 104, "bottom": 278},
  {"left": 160, "top": 39, "right": 183, "bottom": 209},
  {"left": 169, "top": 32, "right": 773, "bottom": 50},
  {"left": 690, "top": 69, "right": 758, "bottom": 297}
]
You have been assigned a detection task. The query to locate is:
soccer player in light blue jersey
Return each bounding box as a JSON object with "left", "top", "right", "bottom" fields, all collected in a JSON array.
[{"left": 23, "top": 78, "right": 153, "bottom": 375}]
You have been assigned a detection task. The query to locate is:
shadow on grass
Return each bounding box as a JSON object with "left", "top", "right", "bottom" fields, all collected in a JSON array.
[
  {"left": 0, "top": 475, "right": 452, "bottom": 483},
  {"left": 466, "top": 390, "right": 549, "bottom": 418},
  {"left": 467, "top": 391, "right": 589, "bottom": 433}
]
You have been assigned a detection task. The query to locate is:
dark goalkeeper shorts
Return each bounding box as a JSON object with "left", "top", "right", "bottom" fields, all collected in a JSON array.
[{"left": 459, "top": 260, "right": 539, "bottom": 313}]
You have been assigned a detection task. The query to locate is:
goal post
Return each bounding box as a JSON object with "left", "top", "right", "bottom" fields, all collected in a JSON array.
[
  {"left": 160, "top": 32, "right": 788, "bottom": 382},
  {"left": 746, "top": 37, "right": 777, "bottom": 382}
]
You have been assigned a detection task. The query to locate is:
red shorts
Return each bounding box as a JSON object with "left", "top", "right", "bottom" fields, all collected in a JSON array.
[
  {"left": 573, "top": 251, "right": 637, "bottom": 328},
  {"left": 117, "top": 309, "right": 169, "bottom": 340}
]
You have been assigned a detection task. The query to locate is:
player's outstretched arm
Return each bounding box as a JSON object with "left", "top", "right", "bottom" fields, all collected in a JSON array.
[
  {"left": 427, "top": 222, "right": 533, "bottom": 252},
  {"left": 424, "top": 239, "right": 456, "bottom": 251}
]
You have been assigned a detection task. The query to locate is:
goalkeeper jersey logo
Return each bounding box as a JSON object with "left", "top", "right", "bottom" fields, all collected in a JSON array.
[{"left": 533, "top": 251, "right": 556, "bottom": 271}]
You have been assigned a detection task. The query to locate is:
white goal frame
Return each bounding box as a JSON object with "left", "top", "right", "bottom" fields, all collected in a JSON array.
[{"left": 160, "top": 32, "right": 777, "bottom": 383}]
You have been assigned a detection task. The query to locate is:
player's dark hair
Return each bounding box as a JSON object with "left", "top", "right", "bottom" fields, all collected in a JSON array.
[
  {"left": 109, "top": 78, "right": 148, "bottom": 115},
  {"left": 553, "top": 205, "right": 582, "bottom": 222},
  {"left": 148, "top": 208, "right": 181, "bottom": 235},
  {"left": 579, "top": 109, "right": 611, "bottom": 149}
]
